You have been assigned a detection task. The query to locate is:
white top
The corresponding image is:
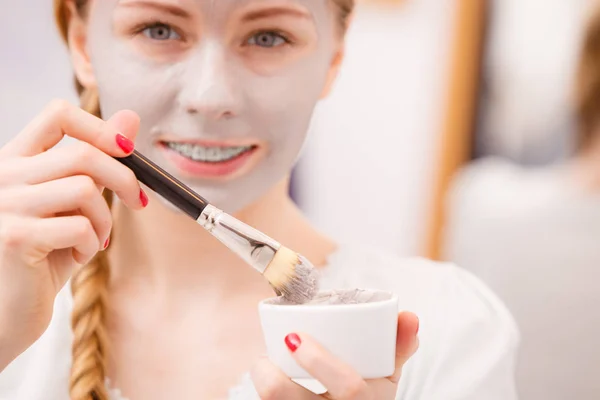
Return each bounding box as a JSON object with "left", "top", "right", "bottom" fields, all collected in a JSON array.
[
  {"left": 0, "top": 245, "right": 519, "bottom": 399},
  {"left": 443, "top": 157, "right": 600, "bottom": 399}
]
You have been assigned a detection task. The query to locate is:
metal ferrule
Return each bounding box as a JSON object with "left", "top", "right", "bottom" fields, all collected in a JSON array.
[{"left": 196, "top": 204, "right": 280, "bottom": 274}]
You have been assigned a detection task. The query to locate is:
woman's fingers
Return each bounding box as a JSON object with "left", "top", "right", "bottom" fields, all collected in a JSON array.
[
  {"left": 0, "top": 100, "right": 139, "bottom": 158},
  {"left": 0, "top": 175, "right": 113, "bottom": 249},
  {"left": 0, "top": 141, "right": 146, "bottom": 209},
  {"left": 250, "top": 356, "right": 321, "bottom": 400},
  {"left": 32, "top": 215, "right": 101, "bottom": 273},
  {"left": 284, "top": 333, "right": 372, "bottom": 400},
  {"left": 389, "top": 312, "right": 420, "bottom": 384},
  {"left": 1, "top": 213, "right": 99, "bottom": 271},
  {"left": 251, "top": 312, "right": 421, "bottom": 399}
]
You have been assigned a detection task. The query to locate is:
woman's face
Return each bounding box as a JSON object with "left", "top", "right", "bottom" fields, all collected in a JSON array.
[{"left": 73, "top": 0, "right": 342, "bottom": 213}]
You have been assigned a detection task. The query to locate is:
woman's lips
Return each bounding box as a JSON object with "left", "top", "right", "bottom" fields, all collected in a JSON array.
[{"left": 158, "top": 140, "right": 260, "bottom": 179}]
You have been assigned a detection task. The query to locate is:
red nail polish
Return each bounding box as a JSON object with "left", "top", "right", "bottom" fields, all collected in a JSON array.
[
  {"left": 284, "top": 333, "right": 301, "bottom": 352},
  {"left": 139, "top": 189, "right": 149, "bottom": 207},
  {"left": 116, "top": 133, "right": 134, "bottom": 154},
  {"left": 103, "top": 237, "right": 110, "bottom": 249}
]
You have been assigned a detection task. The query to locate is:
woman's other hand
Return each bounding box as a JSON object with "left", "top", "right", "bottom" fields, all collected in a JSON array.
[{"left": 251, "top": 312, "right": 420, "bottom": 399}]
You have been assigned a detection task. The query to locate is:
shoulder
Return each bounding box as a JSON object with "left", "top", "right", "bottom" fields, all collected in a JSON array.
[
  {"left": 325, "top": 245, "right": 518, "bottom": 337},
  {"left": 325, "top": 246, "right": 520, "bottom": 398},
  {"left": 330, "top": 245, "right": 515, "bottom": 317},
  {"left": 0, "top": 284, "right": 72, "bottom": 399}
]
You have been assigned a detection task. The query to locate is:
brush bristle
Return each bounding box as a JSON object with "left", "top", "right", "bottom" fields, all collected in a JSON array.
[{"left": 263, "top": 246, "right": 319, "bottom": 304}]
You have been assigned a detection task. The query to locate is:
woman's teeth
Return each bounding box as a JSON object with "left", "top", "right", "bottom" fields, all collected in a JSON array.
[{"left": 165, "top": 142, "right": 253, "bottom": 162}]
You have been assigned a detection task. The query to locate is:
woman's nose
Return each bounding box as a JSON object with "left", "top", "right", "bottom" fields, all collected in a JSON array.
[{"left": 178, "top": 42, "right": 244, "bottom": 120}]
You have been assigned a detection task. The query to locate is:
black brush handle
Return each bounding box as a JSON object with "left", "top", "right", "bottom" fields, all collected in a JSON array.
[{"left": 115, "top": 150, "right": 209, "bottom": 220}]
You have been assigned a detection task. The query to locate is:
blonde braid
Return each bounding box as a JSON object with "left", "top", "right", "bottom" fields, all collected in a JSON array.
[
  {"left": 69, "top": 87, "right": 111, "bottom": 400},
  {"left": 68, "top": 127, "right": 112, "bottom": 400},
  {"left": 54, "top": 2, "right": 111, "bottom": 399},
  {"left": 69, "top": 239, "right": 111, "bottom": 400}
]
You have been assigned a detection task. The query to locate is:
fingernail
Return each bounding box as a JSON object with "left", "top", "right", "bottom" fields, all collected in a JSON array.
[
  {"left": 116, "top": 133, "right": 134, "bottom": 154},
  {"left": 415, "top": 318, "right": 420, "bottom": 335},
  {"left": 103, "top": 237, "right": 110, "bottom": 250},
  {"left": 139, "top": 189, "right": 149, "bottom": 207},
  {"left": 284, "top": 333, "right": 301, "bottom": 352}
]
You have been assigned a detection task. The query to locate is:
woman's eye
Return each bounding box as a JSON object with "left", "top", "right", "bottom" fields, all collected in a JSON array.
[
  {"left": 247, "top": 32, "right": 287, "bottom": 48},
  {"left": 142, "top": 24, "right": 180, "bottom": 41}
]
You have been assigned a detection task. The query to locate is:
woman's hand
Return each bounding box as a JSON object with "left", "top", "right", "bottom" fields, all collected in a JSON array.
[
  {"left": 251, "top": 312, "right": 420, "bottom": 400},
  {"left": 0, "top": 100, "right": 145, "bottom": 370}
]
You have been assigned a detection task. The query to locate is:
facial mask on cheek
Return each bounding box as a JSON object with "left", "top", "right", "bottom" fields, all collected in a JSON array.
[
  {"left": 87, "top": 0, "right": 337, "bottom": 214},
  {"left": 88, "top": 2, "right": 183, "bottom": 142}
]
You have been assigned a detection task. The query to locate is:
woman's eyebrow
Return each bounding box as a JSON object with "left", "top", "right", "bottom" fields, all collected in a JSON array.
[
  {"left": 241, "top": 6, "right": 311, "bottom": 22},
  {"left": 117, "top": 0, "right": 192, "bottom": 19}
]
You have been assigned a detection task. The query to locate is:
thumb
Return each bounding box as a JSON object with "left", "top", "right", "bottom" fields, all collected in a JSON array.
[{"left": 388, "top": 311, "right": 420, "bottom": 383}]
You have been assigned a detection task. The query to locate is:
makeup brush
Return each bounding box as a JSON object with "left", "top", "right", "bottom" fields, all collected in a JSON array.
[{"left": 115, "top": 150, "right": 319, "bottom": 304}]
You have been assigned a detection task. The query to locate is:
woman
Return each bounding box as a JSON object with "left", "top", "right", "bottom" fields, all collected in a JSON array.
[
  {"left": 443, "top": 4, "right": 600, "bottom": 399},
  {"left": 0, "top": 0, "right": 518, "bottom": 399}
]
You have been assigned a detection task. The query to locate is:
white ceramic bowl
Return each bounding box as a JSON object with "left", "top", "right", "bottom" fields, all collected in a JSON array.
[{"left": 258, "top": 288, "right": 399, "bottom": 380}]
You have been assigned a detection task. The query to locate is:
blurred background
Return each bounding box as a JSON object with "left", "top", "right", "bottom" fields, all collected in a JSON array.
[{"left": 2, "top": 0, "right": 599, "bottom": 398}]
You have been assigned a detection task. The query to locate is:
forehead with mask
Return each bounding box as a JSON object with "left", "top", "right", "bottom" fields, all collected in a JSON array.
[{"left": 67, "top": 0, "right": 346, "bottom": 214}]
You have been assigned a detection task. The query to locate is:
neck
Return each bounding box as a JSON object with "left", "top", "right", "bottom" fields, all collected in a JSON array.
[{"left": 107, "top": 178, "right": 336, "bottom": 300}]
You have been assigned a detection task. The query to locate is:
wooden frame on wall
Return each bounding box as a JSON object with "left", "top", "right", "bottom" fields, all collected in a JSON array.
[{"left": 423, "top": 0, "right": 489, "bottom": 260}]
